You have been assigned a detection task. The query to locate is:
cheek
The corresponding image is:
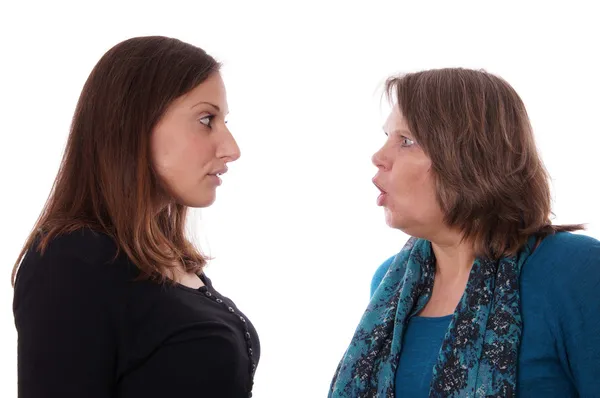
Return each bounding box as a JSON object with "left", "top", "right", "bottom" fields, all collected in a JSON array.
[
  {"left": 391, "top": 157, "right": 431, "bottom": 191},
  {"left": 389, "top": 159, "right": 439, "bottom": 212},
  {"left": 151, "top": 129, "right": 212, "bottom": 176},
  {"left": 151, "top": 138, "right": 175, "bottom": 175},
  {"left": 416, "top": 173, "right": 442, "bottom": 217},
  {"left": 179, "top": 133, "right": 214, "bottom": 167}
]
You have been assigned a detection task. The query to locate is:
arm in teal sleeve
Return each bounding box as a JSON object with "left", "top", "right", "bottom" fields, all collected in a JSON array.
[
  {"left": 543, "top": 233, "right": 600, "bottom": 396},
  {"left": 558, "top": 236, "right": 600, "bottom": 396}
]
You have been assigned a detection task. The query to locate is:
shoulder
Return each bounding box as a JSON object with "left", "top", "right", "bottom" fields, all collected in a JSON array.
[
  {"left": 521, "top": 231, "right": 600, "bottom": 317},
  {"left": 536, "top": 231, "right": 600, "bottom": 257},
  {"left": 370, "top": 254, "right": 396, "bottom": 297},
  {"left": 14, "top": 228, "right": 136, "bottom": 304},
  {"left": 523, "top": 231, "right": 600, "bottom": 281},
  {"left": 34, "top": 227, "right": 121, "bottom": 264},
  {"left": 370, "top": 237, "right": 420, "bottom": 297}
]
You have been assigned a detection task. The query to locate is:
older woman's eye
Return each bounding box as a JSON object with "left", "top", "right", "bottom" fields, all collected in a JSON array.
[
  {"left": 199, "top": 115, "right": 214, "bottom": 127},
  {"left": 401, "top": 136, "right": 415, "bottom": 147}
]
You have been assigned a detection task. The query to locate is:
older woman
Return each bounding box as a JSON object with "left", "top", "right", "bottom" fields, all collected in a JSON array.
[{"left": 329, "top": 68, "right": 600, "bottom": 397}]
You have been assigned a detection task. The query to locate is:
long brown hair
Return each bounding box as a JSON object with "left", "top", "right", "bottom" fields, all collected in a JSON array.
[
  {"left": 12, "top": 36, "right": 221, "bottom": 285},
  {"left": 385, "top": 68, "right": 583, "bottom": 259}
]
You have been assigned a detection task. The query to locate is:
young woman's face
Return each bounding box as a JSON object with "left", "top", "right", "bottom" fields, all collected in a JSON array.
[{"left": 151, "top": 72, "right": 240, "bottom": 208}]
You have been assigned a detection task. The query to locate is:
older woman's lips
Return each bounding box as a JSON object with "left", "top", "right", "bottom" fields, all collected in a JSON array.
[
  {"left": 372, "top": 178, "right": 387, "bottom": 206},
  {"left": 377, "top": 192, "right": 387, "bottom": 206}
]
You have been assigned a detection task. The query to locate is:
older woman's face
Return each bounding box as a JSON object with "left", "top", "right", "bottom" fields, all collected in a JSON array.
[{"left": 371, "top": 106, "right": 445, "bottom": 237}]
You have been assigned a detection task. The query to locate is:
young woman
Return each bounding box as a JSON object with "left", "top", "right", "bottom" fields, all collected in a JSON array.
[{"left": 13, "top": 36, "right": 259, "bottom": 398}]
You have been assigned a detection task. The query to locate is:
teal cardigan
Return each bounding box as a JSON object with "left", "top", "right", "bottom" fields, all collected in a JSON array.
[{"left": 370, "top": 232, "right": 600, "bottom": 397}]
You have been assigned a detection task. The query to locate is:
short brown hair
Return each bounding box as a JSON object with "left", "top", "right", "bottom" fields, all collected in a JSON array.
[
  {"left": 385, "top": 68, "right": 583, "bottom": 259},
  {"left": 12, "top": 36, "right": 220, "bottom": 285}
]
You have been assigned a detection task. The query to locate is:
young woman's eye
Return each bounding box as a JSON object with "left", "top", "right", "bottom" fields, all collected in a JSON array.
[{"left": 199, "top": 115, "right": 214, "bottom": 127}]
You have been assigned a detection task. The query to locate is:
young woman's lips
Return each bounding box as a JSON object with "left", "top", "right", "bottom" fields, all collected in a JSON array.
[
  {"left": 208, "top": 174, "right": 222, "bottom": 186},
  {"left": 207, "top": 167, "right": 228, "bottom": 186}
]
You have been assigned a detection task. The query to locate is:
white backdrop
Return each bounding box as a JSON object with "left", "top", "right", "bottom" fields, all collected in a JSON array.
[{"left": 1, "top": 1, "right": 599, "bottom": 397}]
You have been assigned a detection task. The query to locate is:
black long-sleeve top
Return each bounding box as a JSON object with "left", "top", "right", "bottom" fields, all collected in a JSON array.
[{"left": 13, "top": 229, "right": 260, "bottom": 397}]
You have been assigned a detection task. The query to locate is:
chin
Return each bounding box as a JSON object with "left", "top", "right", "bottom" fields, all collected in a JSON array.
[
  {"left": 384, "top": 208, "right": 402, "bottom": 229},
  {"left": 384, "top": 209, "right": 417, "bottom": 235},
  {"left": 183, "top": 193, "right": 216, "bottom": 208}
]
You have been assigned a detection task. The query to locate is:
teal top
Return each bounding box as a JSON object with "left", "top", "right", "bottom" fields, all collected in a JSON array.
[{"left": 370, "top": 232, "right": 600, "bottom": 397}]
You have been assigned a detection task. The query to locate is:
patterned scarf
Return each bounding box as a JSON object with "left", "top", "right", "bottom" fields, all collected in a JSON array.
[{"left": 329, "top": 237, "right": 534, "bottom": 397}]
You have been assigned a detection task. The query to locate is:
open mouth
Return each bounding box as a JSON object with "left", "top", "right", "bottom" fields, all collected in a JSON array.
[
  {"left": 372, "top": 178, "right": 387, "bottom": 206},
  {"left": 372, "top": 178, "right": 386, "bottom": 194}
]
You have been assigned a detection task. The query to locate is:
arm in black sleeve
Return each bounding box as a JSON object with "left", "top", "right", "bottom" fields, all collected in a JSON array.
[
  {"left": 118, "top": 325, "right": 248, "bottom": 398},
  {"left": 14, "top": 251, "right": 118, "bottom": 398}
]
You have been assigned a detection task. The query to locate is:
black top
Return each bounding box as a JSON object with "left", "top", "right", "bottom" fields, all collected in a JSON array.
[{"left": 13, "top": 229, "right": 260, "bottom": 398}]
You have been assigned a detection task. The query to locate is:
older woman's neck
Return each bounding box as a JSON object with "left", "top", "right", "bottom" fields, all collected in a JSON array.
[{"left": 430, "top": 233, "right": 476, "bottom": 281}]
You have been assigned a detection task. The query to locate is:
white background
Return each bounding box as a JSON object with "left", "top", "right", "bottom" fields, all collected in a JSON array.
[{"left": 1, "top": 1, "right": 599, "bottom": 397}]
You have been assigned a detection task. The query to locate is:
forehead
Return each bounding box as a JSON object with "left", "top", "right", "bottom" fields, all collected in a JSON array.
[
  {"left": 384, "top": 105, "right": 409, "bottom": 132},
  {"left": 177, "top": 72, "right": 228, "bottom": 110}
]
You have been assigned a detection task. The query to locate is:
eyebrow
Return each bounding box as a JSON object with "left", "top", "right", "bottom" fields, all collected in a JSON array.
[
  {"left": 191, "top": 101, "right": 221, "bottom": 112},
  {"left": 383, "top": 128, "right": 413, "bottom": 137}
]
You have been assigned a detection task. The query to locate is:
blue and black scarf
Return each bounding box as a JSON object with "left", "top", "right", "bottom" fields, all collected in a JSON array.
[{"left": 329, "top": 237, "right": 534, "bottom": 397}]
